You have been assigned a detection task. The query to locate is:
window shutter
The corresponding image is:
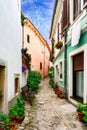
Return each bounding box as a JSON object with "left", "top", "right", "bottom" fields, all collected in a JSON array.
[
  {"left": 27, "top": 35, "right": 30, "bottom": 43},
  {"left": 73, "top": 52, "right": 84, "bottom": 71},
  {"left": 63, "top": 0, "right": 67, "bottom": 29},
  {"left": 51, "top": 38, "right": 55, "bottom": 54},
  {"left": 40, "top": 62, "right": 42, "bottom": 70},
  {"left": 67, "top": 0, "right": 70, "bottom": 24},
  {"left": 61, "top": 0, "right": 69, "bottom": 31},
  {"left": 73, "top": 0, "right": 81, "bottom": 20},
  {"left": 84, "top": 0, "right": 87, "bottom": 4}
]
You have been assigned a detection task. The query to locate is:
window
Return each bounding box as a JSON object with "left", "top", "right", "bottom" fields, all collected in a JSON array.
[
  {"left": 84, "top": 0, "right": 87, "bottom": 4},
  {"left": 59, "top": 61, "right": 63, "bottom": 80},
  {"left": 27, "top": 35, "right": 30, "bottom": 43},
  {"left": 40, "top": 62, "right": 42, "bottom": 70},
  {"left": 83, "top": 0, "right": 87, "bottom": 8},
  {"left": 56, "top": 65, "right": 59, "bottom": 74},
  {"left": 14, "top": 74, "right": 20, "bottom": 94},
  {"left": 51, "top": 38, "right": 55, "bottom": 54},
  {"left": 73, "top": 52, "right": 84, "bottom": 100},
  {"left": 73, "top": 0, "right": 81, "bottom": 20},
  {"left": 61, "top": 0, "right": 70, "bottom": 31}
]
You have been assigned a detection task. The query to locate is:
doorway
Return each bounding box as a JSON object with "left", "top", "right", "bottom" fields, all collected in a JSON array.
[
  {"left": 73, "top": 52, "right": 84, "bottom": 102},
  {"left": 0, "top": 65, "right": 5, "bottom": 111}
]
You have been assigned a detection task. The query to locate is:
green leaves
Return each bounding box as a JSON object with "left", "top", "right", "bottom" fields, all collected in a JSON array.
[
  {"left": 27, "top": 71, "right": 42, "bottom": 91},
  {"left": 77, "top": 102, "right": 87, "bottom": 123},
  {"left": 0, "top": 112, "right": 10, "bottom": 130},
  {"left": 48, "top": 66, "right": 54, "bottom": 78},
  {"left": 9, "top": 98, "right": 25, "bottom": 118},
  {"left": 49, "top": 78, "right": 54, "bottom": 86}
]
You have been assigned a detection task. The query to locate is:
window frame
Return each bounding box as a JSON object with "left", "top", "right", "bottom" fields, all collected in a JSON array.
[
  {"left": 83, "top": 0, "right": 87, "bottom": 8},
  {"left": 59, "top": 60, "right": 63, "bottom": 81},
  {"left": 73, "top": 0, "right": 81, "bottom": 20},
  {"left": 27, "top": 34, "right": 30, "bottom": 43},
  {"left": 61, "top": 0, "right": 70, "bottom": 33},
  {"left": 40, "top": 62, "right": 42, "bottom": 70},
  {"left": 14, "top": 74, "right": 20, "bottom": 94}
]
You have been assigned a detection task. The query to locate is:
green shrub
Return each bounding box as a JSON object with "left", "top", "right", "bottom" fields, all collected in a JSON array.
[
  {"left": 49, "top": 78, "right": 54, "bottom": 87},
  {"left": 48, "top": 66, "right": 54, "bottom": 78},
  {"left": 27, "top": 71, "right": 42, "bottom": 91}
]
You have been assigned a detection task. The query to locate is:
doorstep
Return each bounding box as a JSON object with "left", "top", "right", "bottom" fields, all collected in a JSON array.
[{"left": 68, "top": 97, "right": 77, "bottom": 107}]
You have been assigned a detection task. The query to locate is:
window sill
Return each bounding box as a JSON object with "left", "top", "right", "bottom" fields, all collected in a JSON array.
[
  {"left": 59, "top": 78, "right": 63, "bottom": 82},
  {"left": 71, "top": 9, "right": 87, "bottom": 27},
  {"left": 83, "top": 2, "right": 87, "bottom": 9}
]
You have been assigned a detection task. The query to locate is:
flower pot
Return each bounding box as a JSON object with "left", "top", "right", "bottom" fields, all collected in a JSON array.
[
  {"left": 10, "top": 117, "right": 16, "bottom": 122},
  {"left": 58, "top": 93, "right": 65, "bottom": 99},
  {"left": 55, "top": 90, "right": 62, "bottom": 95},
  {"left": 77, "top": 111, "right": 84, "bottom": 122},
  {"left": 0, "top": 126, "right": 4, "bottom": 130},
  {"left": 55, "top": 41, "right": 63, "bottom": 49},
  {"left": 22, "top": 65, "right": 27, "bottom": 72},
  {"left": 16, "top": 116, "right": 25, "bottom": 123},
  {"left": 10, "top": 124, "right": 17, "bottom": 130},
  {"left": 53, "top": 87, "right": 58, "bottom": 91},
  {"left": 0, "top": 123, "right": 4, "bottom": 130}
]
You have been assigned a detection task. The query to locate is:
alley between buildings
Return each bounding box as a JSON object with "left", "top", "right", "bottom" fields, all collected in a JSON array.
[{"left": 18, "top": 78, "right": 87, "bottom": 130}]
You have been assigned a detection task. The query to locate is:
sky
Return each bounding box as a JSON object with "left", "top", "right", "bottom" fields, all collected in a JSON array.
[{"left": 21, "top": 0, "right": 55, "bottom": 44}]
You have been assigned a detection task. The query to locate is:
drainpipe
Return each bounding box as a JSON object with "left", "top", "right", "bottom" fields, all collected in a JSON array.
[
  {"left": 64, "top": 30, "right": 67, "bottom": 99},
  {"left": 22, "top": 26, "right": 24, "bottom": 48}
]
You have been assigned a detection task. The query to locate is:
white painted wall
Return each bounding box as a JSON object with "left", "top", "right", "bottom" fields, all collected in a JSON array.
[{"left": 0, "top": 0, "right": 22, "bottom": 112}]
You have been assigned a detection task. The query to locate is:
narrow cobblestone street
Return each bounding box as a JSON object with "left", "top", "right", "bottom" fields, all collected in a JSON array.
[{"left": 18, "top": 78, "right": 87, "bottom": 130}]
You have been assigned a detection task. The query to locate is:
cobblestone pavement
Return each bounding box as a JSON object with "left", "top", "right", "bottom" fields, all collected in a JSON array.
[{"left": 18, "top": 78, "right": 87, "bottom": 130}]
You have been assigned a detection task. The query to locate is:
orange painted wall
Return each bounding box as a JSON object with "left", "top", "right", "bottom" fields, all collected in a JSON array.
[{"left": 23, "top": 20, "right": 50, "bottom": 78}]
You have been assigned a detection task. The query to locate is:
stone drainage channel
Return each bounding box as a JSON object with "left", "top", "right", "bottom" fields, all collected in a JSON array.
[{"left": 17, "top": 78, "right": 87, "bottom": 130}]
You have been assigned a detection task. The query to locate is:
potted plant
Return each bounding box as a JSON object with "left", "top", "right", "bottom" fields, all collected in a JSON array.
[
  {"left": 9, "top": 98, "right": 25, "bottom": 123},
  {"left": 22, "top": 65, "right": 27, "bottom": 72},
  {"left": 77, "top": 102, "right": 85, "bottom": 122},
  {"left": 49, "top": 78, "right": 54, "bottom": 87},
  {"left": 48, "top": 66, "right": 54, "bottom": 78},
  {"left": 10, "top": 123, "right": 17, "bottom": 130},
  {"left": 0, "top": 122, "right": 4, "bottom": 130},
  {"left": 53, "top": 83, "right": 58, "bottom": 91},
  {"left": 21, "top": 47, "right": 28, "bottom": 54},
  {"left": 0, "top": 112, "right": 10, "bottom": 130},
  {"left": 54, "top": 41, "right": 63, "bottom": 49},
  {"left": 58, "top": 93, "right": 65, "bottom": 99}
]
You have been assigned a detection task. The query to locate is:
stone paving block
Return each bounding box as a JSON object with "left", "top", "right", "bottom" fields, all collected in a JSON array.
[{"left": 17, "top": 78, "right": 87, "bottom": 130}]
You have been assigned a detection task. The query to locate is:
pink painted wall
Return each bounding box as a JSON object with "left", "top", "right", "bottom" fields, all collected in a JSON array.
[{"left": 23, "top": 21, "right": 50, "bottom": 78}]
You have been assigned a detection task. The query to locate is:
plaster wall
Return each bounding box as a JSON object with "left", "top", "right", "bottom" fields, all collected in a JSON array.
[
  {"left": 24, "top": 24, "right": 50, "bottom": 78},
  {"left": 0, "top": 0, "right": 22, "bottom": 112}
]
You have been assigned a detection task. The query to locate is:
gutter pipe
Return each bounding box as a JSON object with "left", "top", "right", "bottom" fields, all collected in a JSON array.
[{"left": 64, "top": 30, "right": 67, "bottom": 99}]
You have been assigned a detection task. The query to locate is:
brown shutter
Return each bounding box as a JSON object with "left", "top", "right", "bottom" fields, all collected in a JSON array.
[
  {"left": 73, "top": 52, "right": 84, "bottom": 71},
  {"left": 73, "top": 0, "right": 81, "bottom": 20},
  {"left": 84, "top": 0, "right": 87, "bottom": 4},
  {"left": 63, "top": 0, "right": 67, "bottom": 29},
  {"left": 67, "top": 0, "right": 70, "bottom": 24},
  {"left": 62, "top": 0, "right": 70, "bottom": 31},
  {"left": 51, "top": 38, "right": 55, "bottom": 54}
]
